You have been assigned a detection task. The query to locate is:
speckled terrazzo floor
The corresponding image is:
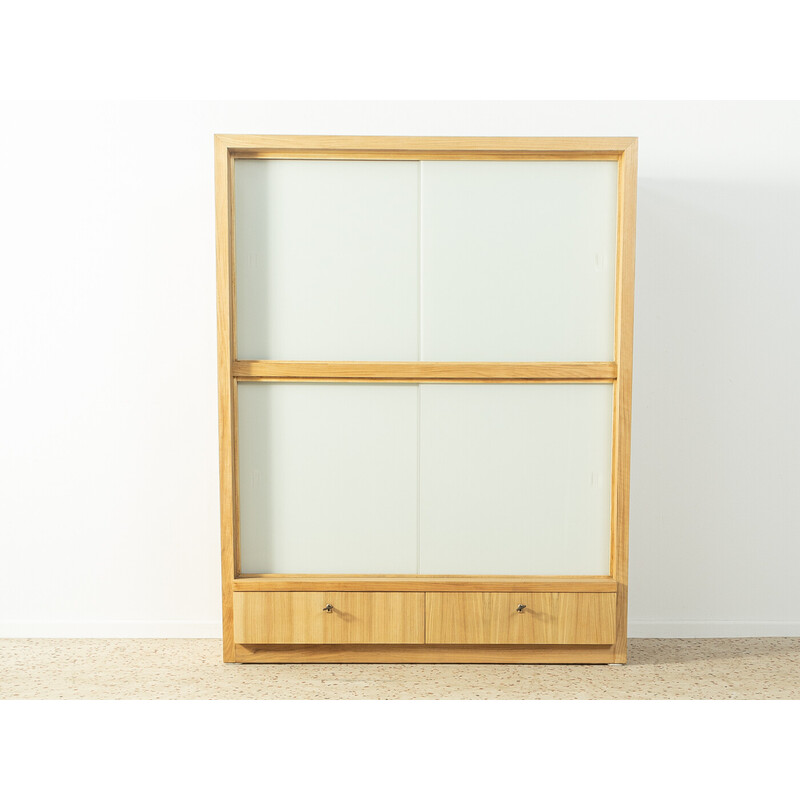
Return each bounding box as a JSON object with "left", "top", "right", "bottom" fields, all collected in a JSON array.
[{"left": 1, "top": 638, "right": 798, "bottom": 699}]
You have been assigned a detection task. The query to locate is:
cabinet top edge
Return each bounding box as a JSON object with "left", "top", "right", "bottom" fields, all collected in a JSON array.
[{"left": 214, "top": 134, "right": 638, "bottom": 154}]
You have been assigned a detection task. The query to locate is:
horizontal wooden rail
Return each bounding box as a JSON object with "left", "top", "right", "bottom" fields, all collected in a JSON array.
[
  {"left": 234, "top": 644, "right": 617, "bottom": 664},
  {"left": 233, "top": 361, "right": 617, "bottom": 382},
  {"left": 233, "top": 576, "right": 618, "bottom": 592},
  {"left": 230, "top": 150, "right": 622, "bottom": 161},
  {"left": 216, "top": 134, "right": 635, "bottom": 159}
]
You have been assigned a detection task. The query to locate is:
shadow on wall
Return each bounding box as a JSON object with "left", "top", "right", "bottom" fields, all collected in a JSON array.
[{"left": 629, "top": 177, "right": 800, "bottom": 624}]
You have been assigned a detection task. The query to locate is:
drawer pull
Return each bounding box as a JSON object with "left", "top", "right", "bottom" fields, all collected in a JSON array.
[
  {"left": 322, "top": 603, "right": 334, "bottom": 613},
  {"left": 516, "top": 604, "right": 527, "bottom": 613}
]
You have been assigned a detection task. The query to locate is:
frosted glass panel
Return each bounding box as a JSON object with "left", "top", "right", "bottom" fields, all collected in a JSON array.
[
  {"left": 420, "top": 161, "right": 618, "bottom": 361},
  {"left": 419, "top": 384, "right": 613, "bottom": 575},
  {"left": 238, "top": 383, "right": 418, "bottom": 574},
  {"left": 235, "top": 160, "right": 419, "bottom": 360}
]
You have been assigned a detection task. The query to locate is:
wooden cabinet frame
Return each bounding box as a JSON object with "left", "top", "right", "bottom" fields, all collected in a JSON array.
[{"left": 215, "top": 135, "right": 637, "bottom": 664}]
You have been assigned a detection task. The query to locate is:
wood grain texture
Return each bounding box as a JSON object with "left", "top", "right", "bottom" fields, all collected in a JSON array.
[
  {"left": 611, "top": 139, "right": 638, "bottom": 664},
  {"left": 215, "top": 136, "right": 236, "bottom": 662},
  {"left": 216, "top": 134, "right": 637, "bottom": 663},
  {"left": 233, "top": 592, "right": 425, "bottom": 644},
  {"left": 215, "top": 135, "right": 636, "bottom": 160},
  {"left": 425, "top": 593, "right": 616, "bottom": 645},
  {"left": 234, "top": 643, "right": 617, "bottom": 664},
  {"left": 230, "top": 151, "right": 623, "bottom": 162},
  {"left": 233, "top": 360, "right": 616, "bottom": 381},
  {"left": 232, "top": 378, "right": 240, "bottom": 578},
  {"left": 233, "top": 576, "right": 616, "bottom": 592}
]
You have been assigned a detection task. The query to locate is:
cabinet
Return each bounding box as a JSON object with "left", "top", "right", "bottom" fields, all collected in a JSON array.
[{"left": 215, "top": 135, "right": 637, "bottom": 663}]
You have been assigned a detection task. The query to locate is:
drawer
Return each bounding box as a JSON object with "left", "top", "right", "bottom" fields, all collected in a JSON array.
[
  {"left": 233, "top": 591, "right": 425, "bottom": 644},
  {"left": 425, "top": 592, "right": 616, "bottom": 645}
]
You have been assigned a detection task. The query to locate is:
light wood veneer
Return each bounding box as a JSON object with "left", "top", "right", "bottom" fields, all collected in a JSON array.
[
  {"left": 425, "top": 592, "right": 616, "bottom": 645},
  {"left": 216, "top": 136, "right": 637, "bottom": 663},
  {"left": 233, "top": 591, "right": 425, "bottom": 644}
]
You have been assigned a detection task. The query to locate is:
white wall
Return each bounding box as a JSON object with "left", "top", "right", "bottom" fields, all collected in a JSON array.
[{"left": 1, "top": 101, "right": 798, "bottom": 637}]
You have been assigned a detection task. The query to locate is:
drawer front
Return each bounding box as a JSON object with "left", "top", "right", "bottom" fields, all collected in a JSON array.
[
  {"left": 425, "top": 592, "right": 616, "bottom": 645},
  {"left": 233, "top": 592, "right": 425, "bottom": 644}
]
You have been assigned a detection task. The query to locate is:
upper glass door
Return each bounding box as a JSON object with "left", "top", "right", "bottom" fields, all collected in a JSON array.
[
  {"left": 235, "top": 159, "right": 420, "bottom": 361},
  {"left": 234, "top": 159, "right": 618, "bottom": 362},
  {"left": 420, "top": 160, "right": 617, "bottom": 361}
]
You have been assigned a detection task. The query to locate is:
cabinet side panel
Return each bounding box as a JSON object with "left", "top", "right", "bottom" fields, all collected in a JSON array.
[
  {"left": 611, "top": 142, "right": 637, "bottom": 663},
  {"left": 215, "top": 139, "right": 236, "bottom": 662}
]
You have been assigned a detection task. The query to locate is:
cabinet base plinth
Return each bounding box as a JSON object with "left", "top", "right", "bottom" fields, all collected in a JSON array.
[{"left": 233, "top": 644, "right": 621, "bottom": 664}]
